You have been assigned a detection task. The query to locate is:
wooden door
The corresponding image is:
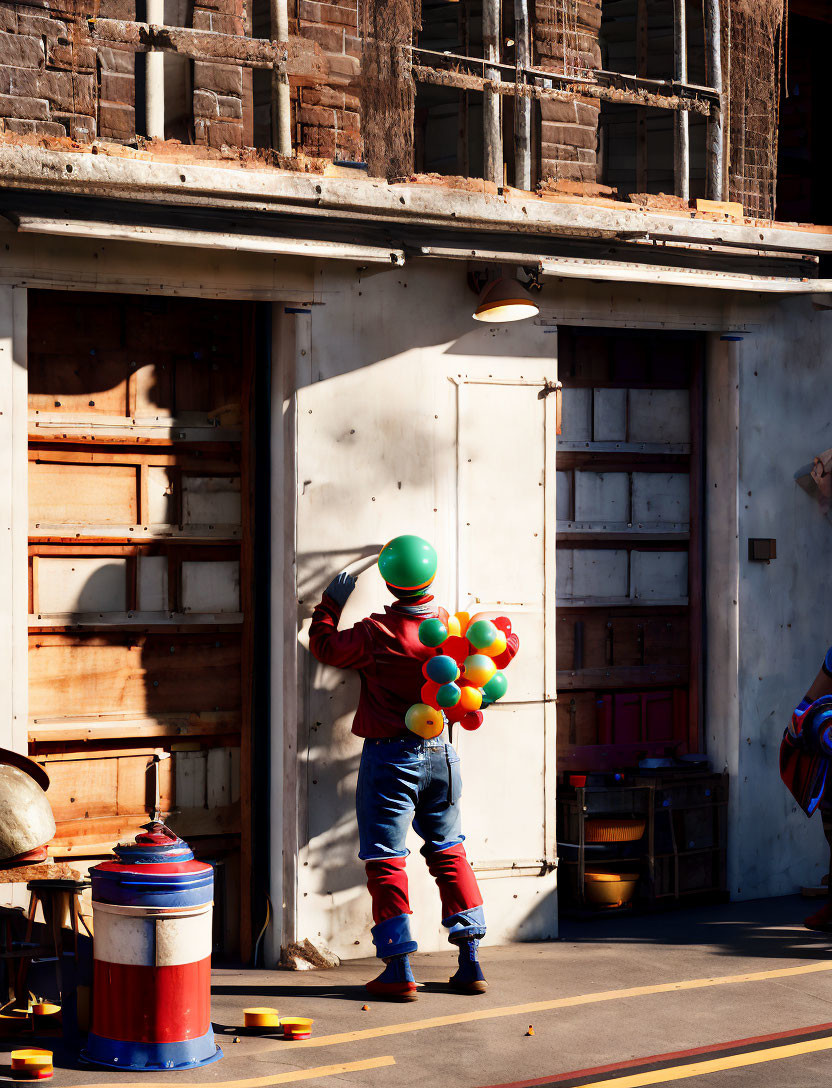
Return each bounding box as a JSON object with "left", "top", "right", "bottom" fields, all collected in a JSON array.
[
  {"left": 27, "top": 291, "right": 256, "bottom": 958},
  {"left": 555, "top": 328, "right": 703, "bottom": 772}
]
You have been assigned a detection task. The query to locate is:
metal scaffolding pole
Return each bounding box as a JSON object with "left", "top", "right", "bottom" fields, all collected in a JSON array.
[
  {"left": 513, "top": 0, "right": 531, "bottom": 190},
  {"left": 673, "top": 0, "right": 689, "bottom": 200},
  {"left": 705, "top": 0, "right": 725, "bottom": 200},
  {"left": 483, "top": 0, "right": 503, "bottom": 186}
]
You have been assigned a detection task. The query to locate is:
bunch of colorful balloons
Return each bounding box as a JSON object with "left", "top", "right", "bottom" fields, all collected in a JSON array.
[{"left": 404, "top": 612, "right": 515, "bottom": 739}]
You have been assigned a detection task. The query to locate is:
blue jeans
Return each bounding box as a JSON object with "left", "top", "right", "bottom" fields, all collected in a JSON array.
[{"left": 357, "top": 733, "right": 486, "bottom": 957}]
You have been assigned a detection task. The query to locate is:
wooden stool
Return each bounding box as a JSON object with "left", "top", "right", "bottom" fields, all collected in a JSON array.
[{"left": 15, "top": 877, "right": 89, "bottom": 1044}]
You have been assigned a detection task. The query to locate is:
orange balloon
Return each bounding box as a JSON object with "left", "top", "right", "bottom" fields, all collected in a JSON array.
[
  {"left": 447, "top": 616, "right": 462, "bottom": 638},
  {"left": 405, "top": 703, "right": 444, "bottom": 739},
  {"left": 454, "top": 611, "right": 471, "bottom": 634},
  {"left": 482, "top": 631, "right": 508, "bottom": 658},
  {"left": 458, "top": 684, "right": 483, "bottom": 712},
  {"left": 463, "top": 654, "right": 497, "bottom": 687}
]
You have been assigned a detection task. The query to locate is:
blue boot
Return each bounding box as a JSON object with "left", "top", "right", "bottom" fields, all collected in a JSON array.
[
  {"left": 366, "top": 953, "right": 418, "bottom": 1001},
  {"left": 449, "top": 938, "right": 488, "bottom": 994}
]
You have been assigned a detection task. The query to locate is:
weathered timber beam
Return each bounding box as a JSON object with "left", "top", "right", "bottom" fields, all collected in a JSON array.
[
  {"left": 85, "top": 18, "right": 327, "bottom": 85},
  {"left": 410, "top": 45, "right": 720, "bottom": 104},
  {"left": 412, "top": 65, "right": 711, "bottom": 116}
]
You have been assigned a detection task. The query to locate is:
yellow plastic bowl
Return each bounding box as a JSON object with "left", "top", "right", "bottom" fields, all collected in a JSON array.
[
  {"left": 31, "top": 1004, "right": 60, "bottom": 1018},
  {"left": 11, "top": 1050, "right": 53, "bottom": 1080},
  {"left": 584, "top": 871, "right": 639, "bottom": 908},
  {"left": 281, "top": 1016, "right": 314, "bottom": 1040},
  {"left": 244, "top": 1007, "right": 280, "bottom": 1029},
  {"left": 585, "top": 818, "right": 646, "bottom": 843}
]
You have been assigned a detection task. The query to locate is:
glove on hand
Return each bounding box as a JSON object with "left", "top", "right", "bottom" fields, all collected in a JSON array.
[{"left": 325, "top": 571, "right": 356, "bottom": 608}]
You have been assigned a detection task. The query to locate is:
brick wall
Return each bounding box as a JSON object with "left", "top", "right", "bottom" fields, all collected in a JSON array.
[
  {"left": 192, "top": 0, "right": 247, "bottom": 149},
  {"left": 292, "top": 0, "right": 361, "bottom": 160},
  {"left": 0, "top": 3, "right": 97, "bottom": 141},
  {"left": 533, "top": 0, "right": 601, "bottom": 184}
]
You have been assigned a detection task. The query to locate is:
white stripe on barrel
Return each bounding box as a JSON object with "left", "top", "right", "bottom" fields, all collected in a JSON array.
[{"left": 93, "top": 902, "right": 213, "bottom": 967}]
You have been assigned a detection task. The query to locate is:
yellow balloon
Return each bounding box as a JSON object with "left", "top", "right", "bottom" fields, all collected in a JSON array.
[
  {"left": 482, "top": 631, "right": 508, "bottom": 658},
  {"left": 405, "top": 703, "right": 445, "bottom": 739},
  {"left": 455, "top": 611, "right": 471, "bottom": 634},
  {"left": 458, "top": 685, "right": 482, "bottom": 712},
  {"left": 463, "top": 654, "right": 497, "bottom": 687},
  {"left": 447, "top": 616, "right": 462, "bottom": 638}
]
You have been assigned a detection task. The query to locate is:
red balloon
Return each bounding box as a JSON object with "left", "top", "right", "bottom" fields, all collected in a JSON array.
[
  {"left": 443, "top": 635, "right": 470, "bottom": 664},
  {"left": 460, "top": 711, "right": 484, "bottom": 731},
  {"left": 421, "top": 681, "right": 441, "bottom": 708},
  {"left": 437, "top": 606, "right": 450, "bottom": 627},
  {"left": 494, "top": 616, "right": 512, "bottom": 637},
  {"left": 492, "top": 646, "right": 514, "bottom": 670},
  {"left": 444, "top": 702, "right": 467, "bottom": 724}
]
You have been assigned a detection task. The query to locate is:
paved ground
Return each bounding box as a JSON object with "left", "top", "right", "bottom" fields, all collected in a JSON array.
[{"left": 7, "top": 895, "right": 832, "bottom": 1087}]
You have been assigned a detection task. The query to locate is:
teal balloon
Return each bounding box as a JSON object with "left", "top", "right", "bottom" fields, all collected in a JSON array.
[
  {"left": 426, "top": 655, "right": 458, "bottom": 685},
  {"left": 436, "top": 682, "right": 462, "bottom": 708},
  {"left": 467, "top": 619, "right": 498, "bottom": 650},
  {"left": 482, "top": 671, "right": 508, "bottom": 702},
  {"left": 418, "top": 618, "right": 448, "bottom": 648}
]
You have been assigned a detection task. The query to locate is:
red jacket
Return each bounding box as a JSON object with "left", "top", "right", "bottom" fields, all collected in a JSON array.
[{"left": 309, "top": 593, "right": 518, "bottom": 738}]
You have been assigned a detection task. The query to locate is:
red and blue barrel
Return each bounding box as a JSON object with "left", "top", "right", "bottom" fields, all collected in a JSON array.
[{"left": 83, "top": 824, "right": 221, "bottom": 1071}]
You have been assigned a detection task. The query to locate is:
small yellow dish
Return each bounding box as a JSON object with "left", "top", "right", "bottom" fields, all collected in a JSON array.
[
  {"left": 11, "top": 1050, "right": 53, "bottom": 1080},
  {"left": 281, "top": 1016, "right": 314, "bottom": 1040},
  {"left": 244, "top": 1007, "right": 280, "bottom": 1029}
]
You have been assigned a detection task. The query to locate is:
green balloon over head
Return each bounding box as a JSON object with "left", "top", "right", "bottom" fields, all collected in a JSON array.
[{"left": 378, "top": 534, "right": 438, "bottom": 592}]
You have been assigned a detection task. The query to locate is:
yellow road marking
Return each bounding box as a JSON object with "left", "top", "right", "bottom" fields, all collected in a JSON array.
[
  {"left": 266, "top": 960, "right": 832, "bottom": 1050},
  {"left": 574, "top": 1034, "right": 832, "bottom": 1087},
  {"left": 68, "top": 1055, "right": 396, "bottom": 1088}
]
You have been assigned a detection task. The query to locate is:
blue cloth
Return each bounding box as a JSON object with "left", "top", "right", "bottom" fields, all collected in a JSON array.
[
  {"left": 371, "top": 914, "right": 418, "bottom": 958},
  {"left": 444, "top": 904, "right": 486, "bottom": 942},
  {"left": 357, "top": 733, "right": 486, "bottom": 955},
  {"left": 356, "top": 734, "right": 464, "bottom": 861}
]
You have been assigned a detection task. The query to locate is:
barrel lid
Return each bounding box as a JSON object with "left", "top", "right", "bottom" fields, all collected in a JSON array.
[{"left": 109, "top": 822, "right": 197, "bottom": 866}]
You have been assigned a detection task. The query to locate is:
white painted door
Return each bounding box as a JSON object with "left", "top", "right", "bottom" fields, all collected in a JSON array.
[
  {"left": 288, "top": 269, "right": 558, "bottom": 956},
  {"left": 450, "top": 330, "right": 558, "bottom": 939}
]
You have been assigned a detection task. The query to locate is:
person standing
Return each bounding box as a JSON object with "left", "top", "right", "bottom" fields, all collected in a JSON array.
[{"left": 309, "top": 534, "right": 519, "bottom": 1000}]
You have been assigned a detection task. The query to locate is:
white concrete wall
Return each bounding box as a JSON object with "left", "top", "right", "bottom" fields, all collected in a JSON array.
[
  {"left": 282, "top": 263, "right": 559, "bottom": 959},
  {"left": 707, "top": 299, "right": 832, "bottom": 899}
]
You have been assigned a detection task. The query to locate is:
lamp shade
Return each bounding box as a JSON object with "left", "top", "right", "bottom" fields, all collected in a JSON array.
[{"left": 473, "top": 276, "right": 540, "bottom": 322}]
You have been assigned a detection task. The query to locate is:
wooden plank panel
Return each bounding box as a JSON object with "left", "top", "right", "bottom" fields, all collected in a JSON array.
[
  {"left": 630, "top": 550, "right": 688, "bottom": 600},
  {"left": 182, "top": 475, "right": 241, "bottom": 526},
  {"left": 557, "top": 691, "right": 599, "bottom": 748},
  {"left": 137, "top": 555, "right": 168, "bottom": 611},
  {"left": 207, "top": 746, "right": 234, "bottom": 809},
  {"left": 560, "top": 387, "right": 592, "bottom": 441},
  {"left": 632, "top": 471, "right": 690, "bottom": 525},
  {"left": 593, "top": 388, "right": 627, "bottom": 441},
  {"left": 175, "top": 749, "right": 207, "bottom": 809},
  {"left": 574, "top": 471, "right": 630, "bottom": 522},
  {"left": 36, "top": 557, "right": 128, "bottom": 614},
  {"left": 30, "top": 462, "right": 139, "bottom": 526},
  {"left": 181, "top": 561, "right": 240, "bottom": 613},
  {"left": 28, "top": 352, "right": 131, "bottom": 415},
  {"left": 628, "top": 389, "right": 690, "bottom": 443},
  {"left": 29, "top": 712, "right": 239, "bottom": 743},
  {"left": 28, "top": 635, "right": 241, "bottom": 720},
  {"left": 45, "top": 757, "right": 119, "bottom": 821}
]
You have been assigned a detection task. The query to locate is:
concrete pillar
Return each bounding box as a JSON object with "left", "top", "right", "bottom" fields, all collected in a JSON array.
[
  {"left": 0, "top": 287, "right": 28, "bottom": 758},
  {"left": 704, "top": 332, "right": 740, "bottom": 894}
]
